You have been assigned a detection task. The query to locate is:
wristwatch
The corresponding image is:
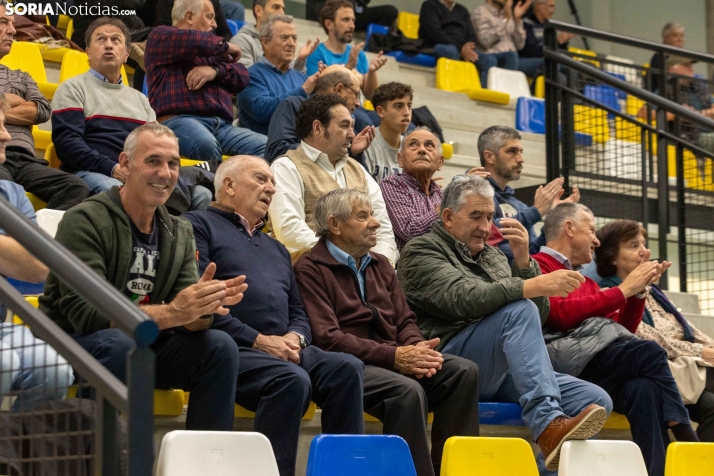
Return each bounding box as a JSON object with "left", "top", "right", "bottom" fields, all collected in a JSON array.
[
  {"left": 635, "top": 286, "right": 651, "bottom": 299},
  {"left": 291, "top": 332, "right": 308, "bottom": 349}
]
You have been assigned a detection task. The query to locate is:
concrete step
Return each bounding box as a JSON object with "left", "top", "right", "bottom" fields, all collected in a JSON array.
[
  {"left": 682, "top": 313, "right": 714, "bottom": 336},
  {"left": 664, "top": 290, "right": 701, "bottom": 314}
]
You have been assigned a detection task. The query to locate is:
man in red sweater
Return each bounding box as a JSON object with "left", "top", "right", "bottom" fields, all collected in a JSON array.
[{"left": 532, "top": 202, "right": 698, "bottom": 476}]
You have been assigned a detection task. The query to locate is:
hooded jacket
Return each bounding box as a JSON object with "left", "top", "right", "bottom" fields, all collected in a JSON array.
[
  {"left": 39, "top": 187, "right": 198, "bottom": 335},
  {"left": 397, "top": 221, "right": 548, "bottom": 350}
]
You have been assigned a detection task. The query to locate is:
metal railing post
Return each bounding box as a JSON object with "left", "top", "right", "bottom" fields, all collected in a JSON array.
[
  {"left": 544, "top": 25, "right": 560, "bottom": 182},
  {"left": 561, "top": 69, "right": 576, "bottom": 190},
  {"left": 127, "top": 346, "right": 155, "bottom": 476},
  {"left": 656, "top": 108, "right": 669, "bottom": 289},
  {"left": 95, "top": 397, "right": 119, "bottom": 476},
  {"left": 676, "top": 143, "right": 687, "bottom": 293}
]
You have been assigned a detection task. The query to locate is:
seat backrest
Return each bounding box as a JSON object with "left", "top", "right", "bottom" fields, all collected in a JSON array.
[
  {"left": 397, "top": 11, "right": 420, "bottom": 40},
  {"left": 226, "top": 19, "right": 245, "bottom": 36},
  {"left": 487, "top": 67, "right": 531, "bottom": 98},
  {"left": 59, "top": 50, "right": 129, "bottom": 84},
  {"left": 664, "top": 442, "right": 714, "bottom": 476},
  {"left": 306, "top": 435, "right": 417, "bottom": 476},
  {"left": 441, "top": 437, "right": 538, "bottom": 476},
  {"left": 558, "top": 440, "right": 648, "bottom": 476},
  {"left": 515, "top": 97, "right": 545, "bottom": 134},
  {"left": 36, "top": 209, "right": 66, "bottom": 238},
  {"left": 0, "top": 41, "right": 48, "bottom": 83},
  {"left": 365, "top": 23, "right": 389, "bottom": 50},
  {"left": 436, "top": 58, "right": 479, "bottom": 94},
  {"left": 583, "top": 84, "right": 621, "bottom": 113},
  {"left": 156, "top": 431, "right": 279, "bottom": 476},
  {"left": 44, "top": 143, "right": 61, "bottom": 169},
  {"left": 66, "top": 18, "right": 74, "bottom": 41}
]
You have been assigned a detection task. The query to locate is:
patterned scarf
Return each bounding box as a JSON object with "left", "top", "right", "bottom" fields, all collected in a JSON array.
[{"left": 599, "top": 276, "right": 694, "bottom": 342}]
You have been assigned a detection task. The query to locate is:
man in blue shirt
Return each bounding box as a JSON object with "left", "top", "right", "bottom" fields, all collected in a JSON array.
[
  {"left": 238, "top": 15, "right": 321, "bottom": 135},
  {"left": 306, "top": 0, "right": 387, "bottom": 101},
  {"left": 183, "top": 155, "right": 364, "bottom": 476},
  {"left": 479, "top": 125, "right": 580, "bottom": 263}
]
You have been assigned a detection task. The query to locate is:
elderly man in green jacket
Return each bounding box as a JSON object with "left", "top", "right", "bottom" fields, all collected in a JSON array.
[
  {"left": 397, "top": 175, "right": 609, "bottom": 471},
  {"left": 40, "top": 122, "right": 247, "bottom": 431}
]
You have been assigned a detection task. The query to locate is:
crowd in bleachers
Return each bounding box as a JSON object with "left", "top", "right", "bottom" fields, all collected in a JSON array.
[{"left": 1, "top": 1, "right": 714, "bottom": 476}]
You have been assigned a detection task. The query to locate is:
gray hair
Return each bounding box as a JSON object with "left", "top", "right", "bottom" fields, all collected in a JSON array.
[
  {"left": 314, "top": 70, "right": 354, "bottom": 94},
  {"left": 662, "top": 22, "right": 684, "bottom": 39},
  {"left": 542, "top": 202, "right": 593, "bottom": 243},
  {"left": 477, "top": 125, "right": 522, "bottom": 166},
  {"left": 440, "top": 175, "right": 495, "bottom": 214},
  {"left": 311, "top": 188, "right": 371, "bottom": 239},
  {"left": 399, "top": 126, "right": 443, "bottom": 157},
  {"left": 172, "top": 0, "right": 204, "bottom": 25},
  {"left": 259, "top": 14, "right": 294, "bottom": 41},
  {"left": 124, "top": 123, "right": 177, "bottom": 162}
]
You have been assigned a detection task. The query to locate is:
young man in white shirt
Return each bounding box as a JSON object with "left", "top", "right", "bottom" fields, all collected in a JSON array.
[{"left": 363, "top": 82, "right": 413, "bottom": 183}]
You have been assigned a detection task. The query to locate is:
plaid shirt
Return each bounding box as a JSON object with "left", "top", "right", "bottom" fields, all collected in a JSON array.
[
  {"left": 144, "top": 26, "right": 250, "bottom": 122},
  {"left": 380, "top": 173, "right": 443, "bottom": 252}
]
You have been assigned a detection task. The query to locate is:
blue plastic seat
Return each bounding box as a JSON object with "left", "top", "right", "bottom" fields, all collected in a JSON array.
[
  {"left": 306, "top": 435, "right": 417, "bottom": 476},
  {"left": 479, "top": 402, "right": 526, "bottom": 426},
  {"left": 142, "top": 75, "right": 148, "bottom": 97},
  {"left": 515, "top": 97, "right": 545, "bottom": 134},
  {"left": 584, "top": 84, "right": 621, "bottom": 115},
  {"left": 7, "top": 277, "right": 44, "bottom": 295},
  {"left": 226, "top": 19, "right": 244, "bottom": 37},
  {"left": 365, "top": 24, "right": 436, "bottom": 68},
  {"left": 605, "top": 72, "right": 627, "bottom": 99}
]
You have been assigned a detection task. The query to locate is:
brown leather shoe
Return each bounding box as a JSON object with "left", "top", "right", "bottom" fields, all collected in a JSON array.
[{"left": 537, "top": 403, "right": 607, "bottom": 470}]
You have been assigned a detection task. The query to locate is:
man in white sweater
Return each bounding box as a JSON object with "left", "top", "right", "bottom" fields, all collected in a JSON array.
[{"left": 51, "top": 17, "right": 211, "bottom": 209}]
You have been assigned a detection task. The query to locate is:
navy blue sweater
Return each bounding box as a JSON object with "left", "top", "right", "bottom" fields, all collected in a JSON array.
[{"left": 183, "top": 205, "right": 312, "bottom": 347}]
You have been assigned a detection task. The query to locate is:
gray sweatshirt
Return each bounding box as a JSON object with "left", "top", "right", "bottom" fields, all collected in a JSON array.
[{"left": 231, "top": 23, "right": 307, "bottom": 73}]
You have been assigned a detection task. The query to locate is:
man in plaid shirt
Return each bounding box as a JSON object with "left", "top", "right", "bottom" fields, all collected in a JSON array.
[
  {"left": 381, "top": 127, "right": 497, "bottom": 252},
  {"left": 145, "top": 0, "right": 266, "bottom": 161}
]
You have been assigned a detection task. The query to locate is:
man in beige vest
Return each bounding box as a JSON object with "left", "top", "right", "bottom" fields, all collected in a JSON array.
[{"left": 270, "top": 94, "right": 399, "bottom": 264}]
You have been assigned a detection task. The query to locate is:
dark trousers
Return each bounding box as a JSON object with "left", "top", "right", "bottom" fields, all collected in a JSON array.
[
  {"left": 363, "top": 355, "right": 480, "bottom": 476},
  {"left": 686, "top": 367, "right": 714, "bottom": 441},
  {"left": 71, "top": 328, "right": 240, "bottom": 431},
  {"left": 235, "top": 345, "right": 365, "bottom": 476},
  {"left": 0, "top": 150, "right": 89, "bottom": 210},
  {"left": 578, "top": 339, "right": 691, "bottom": 476}
]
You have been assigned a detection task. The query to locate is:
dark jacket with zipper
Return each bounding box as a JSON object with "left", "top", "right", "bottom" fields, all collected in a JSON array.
[
  {"left": 39, "top": 187, "right": 199, "bottom": 336},
  {"left": 294, "top": 238, "right": 425, "bottom": 370}
]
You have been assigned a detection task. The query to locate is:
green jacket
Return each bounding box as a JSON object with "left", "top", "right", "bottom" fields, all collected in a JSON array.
[
  {"left": 397, "top": 221, "right": 549, "bottom": 350},
  {"left": 39, "top": 187, "right": 199, "bottom": 335}
]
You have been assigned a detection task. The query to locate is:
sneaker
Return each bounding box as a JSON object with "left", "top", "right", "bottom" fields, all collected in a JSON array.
[{"left": 537, "top": 403, "right": 607, "bottom": 470}]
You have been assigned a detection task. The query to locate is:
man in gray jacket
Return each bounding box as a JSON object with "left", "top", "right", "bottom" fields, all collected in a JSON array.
[
  {"left": 232, "top": 0, "right": 318, "bottom": 72},
  {"left": 398, "top": 175, "right": 610, "bottom": 472}
]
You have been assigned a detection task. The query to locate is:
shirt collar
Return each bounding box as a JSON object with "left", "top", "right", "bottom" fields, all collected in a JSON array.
[
  {"left": 439, "top": 0, "right": 456, "bottom": 11},
  {"left": 300, "top": 140, "right": 349, "bottom": 171},
  {"left": 325, "top": 239, "right": 371, "bottom": 272},
  {"left": 401, "top": 173, "right": 440, "bottom": 196},
  {"left": 89, "top": 67, "right": 123, "bottom": 85},
  {"left": 259, "top": 55, "right": 288, "bottom": 73},
  {"left": 539, "top": 246, "right": 583, "bottom": 271},
  {"left": 209, "top": 201, "right": 264, "bottom": 235}
]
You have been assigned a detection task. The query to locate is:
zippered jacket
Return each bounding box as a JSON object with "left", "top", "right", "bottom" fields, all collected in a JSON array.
[{"left": 294, "top": 238, "right": 424, "bottom": 370}]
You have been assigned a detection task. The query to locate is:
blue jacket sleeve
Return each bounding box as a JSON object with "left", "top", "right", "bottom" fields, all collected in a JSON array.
[
  {"left": 51, "top": 109, "right": 117, "bottom": 176},
  {"left": 184, "top": 213, "right": 260, "bottom": 347},
  {"left": 285, "top": 255, "right": 313, "bottom": 344},
  {"left": 238, "top": 68, "right": 307, "bottom": 125},
  {"left": 265, "top": 100, "right": 301, "bottom": 162}
]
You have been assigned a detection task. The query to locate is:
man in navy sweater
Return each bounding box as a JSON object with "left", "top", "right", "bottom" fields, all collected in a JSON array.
[
  {"left": 183, "top": 155, "right": 364, "bottom": 476},
  {"left": 238, "top": 14, "right": 321, "bottom": 135}
]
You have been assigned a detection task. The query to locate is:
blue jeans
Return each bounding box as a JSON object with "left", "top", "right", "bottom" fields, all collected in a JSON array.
[
  {"left": 219, "top": 0, "right": 245, "bottom": 21},
  {"left": 0, "top": 323, "right": 72, "bottom": 412},
  {"left": 442, "top": 300, "right": 613, "bottom": 439},
  {"left": 75, "top": 170, "right": 212, "bottom": 211},
  {"left": 476, "top": 51, "right": 519, "bottom": 88},
  {"left": 518, "top": 57, "right": 544, "bottom": 80},
  {"left": 163, "top": 115, "right": 267, "bottom": 161},
  {"left": 433, "top": 44, "right": 461, "bottom": 60}
]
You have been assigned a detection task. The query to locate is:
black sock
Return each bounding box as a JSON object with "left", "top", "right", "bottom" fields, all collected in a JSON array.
[{"left": 670, "top": 423, "right": 700, "bottom": 442}]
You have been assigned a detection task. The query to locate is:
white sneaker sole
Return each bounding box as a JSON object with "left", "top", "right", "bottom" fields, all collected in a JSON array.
[{"left": 544, "top": 406, "right": 608, "bottom": 471}]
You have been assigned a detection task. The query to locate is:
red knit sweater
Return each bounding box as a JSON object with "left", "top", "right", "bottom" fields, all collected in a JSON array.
[{"left": 532, "top": 252, "right": 646, "bottom": 333}]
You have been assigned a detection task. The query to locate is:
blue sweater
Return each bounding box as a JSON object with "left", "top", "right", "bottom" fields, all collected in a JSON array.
[
  {"left": 265, "top": 95, "right": 306, "bottom": 162},
  {"left": 489, "top": 176, "right": 546, "bottom": 263},
  {"left": 183, "top": 205, "right": 312, "bottom": 347},
  {"left": 237, "top": 60, "right": 307, "bottom": 135}
]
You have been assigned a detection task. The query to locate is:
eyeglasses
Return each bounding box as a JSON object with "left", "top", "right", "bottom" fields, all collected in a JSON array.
[{"left": 344, "top": 84, "right": 361, "bottom": 98}]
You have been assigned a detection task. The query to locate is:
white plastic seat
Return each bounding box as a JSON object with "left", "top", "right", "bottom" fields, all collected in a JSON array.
[
  {"left": 487, "top": 67, "right": 531, "bottom": 99},
  {"left": 558, "top": 440, "right": 648, "bottom": 476},
  {"left": 604, "top": 55, "right": 640, "bottom": 87},
  {"left": 156, "top": 431, "right": 280, "bottom": 476},
  {"left": 35, "top": 209, "right": 65, "bottom": 239}
]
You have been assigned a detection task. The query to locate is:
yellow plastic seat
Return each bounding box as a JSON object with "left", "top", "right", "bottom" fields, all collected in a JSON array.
[
  {"left": 33, "top": 126, "right": 51, "bottom": 151},
  {"left": 44, "top": 143, "right": 61, "bottom": 169},
  {"left": 568, "top": 46, "right": 600, "bottom": 68},
  {"left": 25, "top": 192, "right": 47, "bottom": 212},
  {"left": 615, "top": 117, "right": 643, "bottom": 143},
  {"left": 626, "top": 95, "right": 646, "bottom": 117},
  {"left": 602, "top": 412, "right": 630, "bottom": 430},
  {"left": 183, "top": 392, "right": 316, "bottom": 419},
  {"left": 37, "top": 45, "right": 73, "bottom": 64},
  {"left": 57, "top": 14, "right": 70, "bottom": 31},
  {"left": 13, "top": 295, "right": 39, "bottom": 326},
  {"left": 534, "top": 75, "right": 545, "bottom": 98},
  {"left": 66, "top": 386, "right": 186, "bottom": 416},
  {"left": 442, "top": 142, "right": 453, "bottom": 160},
  {"left": 0, "top": 41, "right": 58, "bottom": 99},
  {"left": 397, "top": 11, "right": 420, "bottom": 40},
  {"left": 573, "top": 104, "right": 609, "bottom": 143},
  {"left": 362, "top": 99, "right": 374, "bottom": 111},
  {"left": 59, "top": 50, "right": 129, "bottom": 84},
  {"left": 435, "top": 58, "right": 510, "bottom": 105},
  {"left": 664, "top": 442, "right": 714, "bottom": 476},
  {"left": 66, "top": 18, "right": 73, "bottom": 41},
  {"left": 441, "top": 437, "right": 539, "bottom": 476}
]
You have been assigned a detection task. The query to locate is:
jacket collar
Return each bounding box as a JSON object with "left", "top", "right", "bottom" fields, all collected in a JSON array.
[
  {"left": 105, "top": 186, "right": 175, "bottom": 238},
  {"left": 431, "top": 220, "right": 492, "bottom": 265},
  {"left": 306, "top": 237, "right": 380, "bottom": 267},
  {"left": 487, "top": 176, "right": 514, "bottom": 196}
]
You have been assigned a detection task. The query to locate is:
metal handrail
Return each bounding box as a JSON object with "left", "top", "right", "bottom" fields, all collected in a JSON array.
[
  {"left": 0, "top": 196, "right": 159, "bottom": 347},
  {"left": 543, "top": 48, "right": 714, "bottom": 131},
  {"left": 545, "top": 20, "right": 714, "bottom": 64}
]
